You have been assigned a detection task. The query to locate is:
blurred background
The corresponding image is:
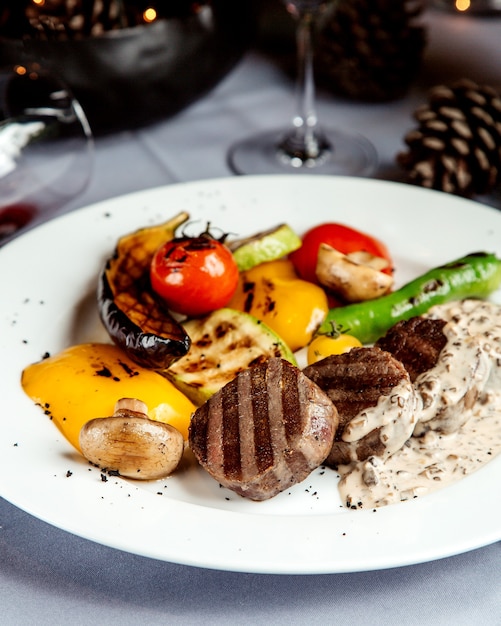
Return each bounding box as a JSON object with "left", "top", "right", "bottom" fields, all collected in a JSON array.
[
  {"left": 0, "top": 1, "right": 500, "bottom": 218},
  {"left": 1, "top": 1, "right": 499, "bottom": 133},
  {"left": 0, "top": 0, "right": 255, "bottom": 133}
]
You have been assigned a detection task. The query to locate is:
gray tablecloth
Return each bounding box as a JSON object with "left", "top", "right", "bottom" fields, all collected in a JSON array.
[{"left": 1, "top": 9, "right": 500, "bottom": 625}]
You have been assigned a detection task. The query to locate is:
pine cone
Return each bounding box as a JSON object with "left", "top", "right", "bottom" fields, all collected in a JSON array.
[
  {"left": 397, "top": 79, "right": 501, "bottom": 198},
  {"left": 0, "top": 0, "right": 126, "bottom": 40},
  {"left": 315, "top": 0, "right": 427, "bottom": 102},
  {"left": 0, "top": 1, "right": 200, "bottom": 41}
]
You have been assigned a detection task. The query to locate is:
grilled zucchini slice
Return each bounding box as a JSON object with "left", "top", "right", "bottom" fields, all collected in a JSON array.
[
  {"left": 228, "top": 224, "right": 301, "bottom": 272},
  {"left": 166, "top": 308, "right": 297, "bottom": 406}
]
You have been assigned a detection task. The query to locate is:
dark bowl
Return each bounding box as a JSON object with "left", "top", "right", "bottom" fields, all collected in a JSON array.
[{"left": 0, "top": 1, "right": 255, "bottom": 134}]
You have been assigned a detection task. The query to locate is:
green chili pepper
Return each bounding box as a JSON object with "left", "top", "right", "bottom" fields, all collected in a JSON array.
[{"left": 319, "top": 252, "right": 501, "bottom": 345}]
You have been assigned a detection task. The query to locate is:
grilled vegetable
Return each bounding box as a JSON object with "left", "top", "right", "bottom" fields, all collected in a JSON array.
[
  {"left": 21, "top": 343, "right": 196, "bottom": 450},
  {"left": 315, "top": 244, "right": 394, "bottom": 302},
  {"left": 98, "top": 212, "right": 192, "bottom": 370},
  {"left": 166, "top": 308, "right": 297, "bottom": 405},
  {"left": 79, "top": 398, "right": 184, "bottom": 480},
  {"left": 307, "top": 324, "right": 362, "bottom": 364},
  {"left": 150, "top": 226, "right": 239, "bottom": 317},
  {"left": 228, "top": 259, "right": 329, "bottom": 352},
  {"left": 228, "top": 223, "right": 302, "bottom": 271},
  {"left": 319, "top": 252, "right": 501, "bottom": 344},
  {"left": 290, "top": 222, "right": 393, "bottom": 284}
]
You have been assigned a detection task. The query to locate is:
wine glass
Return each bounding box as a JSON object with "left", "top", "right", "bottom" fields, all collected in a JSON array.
[
  {"left": 228, "top": 0, "right": 377, "bottom": 176},
  {"left": 0, "top": 63, "right": 94, "bottom": 245}
]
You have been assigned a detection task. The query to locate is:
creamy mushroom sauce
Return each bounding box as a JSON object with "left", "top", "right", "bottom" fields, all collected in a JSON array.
[
  {"left": 341, "top": 377, "right": 419, "bottom": 462},
  {"left": 337, "top": 300, "right": 501, "bottom": 509}
]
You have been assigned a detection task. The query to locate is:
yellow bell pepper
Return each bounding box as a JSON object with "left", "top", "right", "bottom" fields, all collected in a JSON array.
[
  {"left": 228, "top": 260, "right": 329, "bottom": 352},
  {"left": 21, "top": 343, "right": 195, "bottom": 451}
]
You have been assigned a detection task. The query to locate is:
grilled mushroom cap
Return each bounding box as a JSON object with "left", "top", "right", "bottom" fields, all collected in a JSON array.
[{"left": 79, "top": 398, "right": 184, "bottom": 480}]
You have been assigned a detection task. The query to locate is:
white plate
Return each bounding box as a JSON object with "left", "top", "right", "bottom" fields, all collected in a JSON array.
[{"left": 1, "top": 176, "right": 500, "bottom": 574}]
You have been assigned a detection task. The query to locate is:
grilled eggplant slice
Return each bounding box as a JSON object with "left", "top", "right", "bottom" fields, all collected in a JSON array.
[
  {"left": 98, "top": 212, "right": 192, "bottom": 370},
  {"left": 167, "top": 308, "right": 297, "bottom": 405}
]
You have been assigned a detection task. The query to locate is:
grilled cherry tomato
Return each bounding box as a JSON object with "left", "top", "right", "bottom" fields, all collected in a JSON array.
[
  {"left": 290, "top": 222, "right": 393, "bottom": 284},
  {"left": 307, "top": 325, "right": 362, "bottom": 365},
  {"left": 150, "top": 231, "right": 239, "bottom": 317}
]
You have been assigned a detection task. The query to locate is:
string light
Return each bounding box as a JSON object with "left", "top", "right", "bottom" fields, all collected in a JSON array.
[
  {"left": 455, "top": 0, "right": 471, "bottom": 10},
  {"left": 143, "top": 8, "right": 157, "bottom": 23},
  {"left": 32, "top": 0, "right": 45, "bottom": 6}
]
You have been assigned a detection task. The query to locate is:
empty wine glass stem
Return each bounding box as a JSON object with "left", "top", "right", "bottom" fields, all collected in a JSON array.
[{"left": 279, "top": 7, "right": 330, "bottom": 164}]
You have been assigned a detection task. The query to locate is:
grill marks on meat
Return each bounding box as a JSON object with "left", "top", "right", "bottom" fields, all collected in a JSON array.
[
  {"left": 303, "top": 347, "right": 408, "bottom": 428},
  {"left": 375, "top": 317, "right": 448, "bottom": 382},
  {"left": 248, "top": 365, "right": 274, "bottom": 474},
  {"left": 303, "top": 347, "right": 418, "bottom": 466},
  {"left": 189, "top": 358, "right": 338, "bottom": 501}
]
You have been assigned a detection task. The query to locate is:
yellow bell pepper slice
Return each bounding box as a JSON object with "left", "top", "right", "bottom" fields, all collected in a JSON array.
[
  {"left": 21, "top": 343, "right": 195, "bottom": 451},
  {"left": 228, "top": 259, "right": 329, "bottom": 352}
]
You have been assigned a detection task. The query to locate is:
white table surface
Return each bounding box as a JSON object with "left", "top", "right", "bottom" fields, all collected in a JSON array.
[{"left": 1, "top": 8, "right": 500, "bottom": 625}]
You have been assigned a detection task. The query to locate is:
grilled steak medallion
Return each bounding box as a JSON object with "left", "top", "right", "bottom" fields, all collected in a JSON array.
[
  {"left": 303, "top": 347, "right": 419, "bottom": 466},
  {"left": 188, "top": 358, "right": 338, "bottom": 501},
  {"left": 375, "top": 317, "right": 448, "bottom": 382}
]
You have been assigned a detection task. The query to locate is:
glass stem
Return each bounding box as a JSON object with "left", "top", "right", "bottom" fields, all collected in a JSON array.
[{"left": 280, "top": 8, "right": 329, "bottom": 162}]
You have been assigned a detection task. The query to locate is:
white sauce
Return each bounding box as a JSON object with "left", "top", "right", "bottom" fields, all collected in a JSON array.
[
  {"left": 337, "top": 300, "right": 501, "bottom": 509},
  {"left": 341, "top": 377, "right": 419, "bottom": 461},
  {"left": 413, "top": 324, "right": 490, "bottom": 436}
]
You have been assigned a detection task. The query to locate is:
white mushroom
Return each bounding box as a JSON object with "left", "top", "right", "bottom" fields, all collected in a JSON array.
[
  {"left": 315, "top": 244, "right": 394, "bottom": 303},
  {"left": 79, "top": 398, "right": 184, "bottom": 480}
]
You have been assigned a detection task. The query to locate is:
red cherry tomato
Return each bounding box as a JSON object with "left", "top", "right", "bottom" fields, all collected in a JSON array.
[
  {"left": 290, "top": 222, "right": 393, "bottom": 284},
  {"left": 150, "top": 234, "right": 239, "bottom": 317}
]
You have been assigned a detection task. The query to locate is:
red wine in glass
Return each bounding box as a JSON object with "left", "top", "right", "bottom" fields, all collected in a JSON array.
[{"left": 0, "top": 63, "right": 93, "bottom": 245}]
